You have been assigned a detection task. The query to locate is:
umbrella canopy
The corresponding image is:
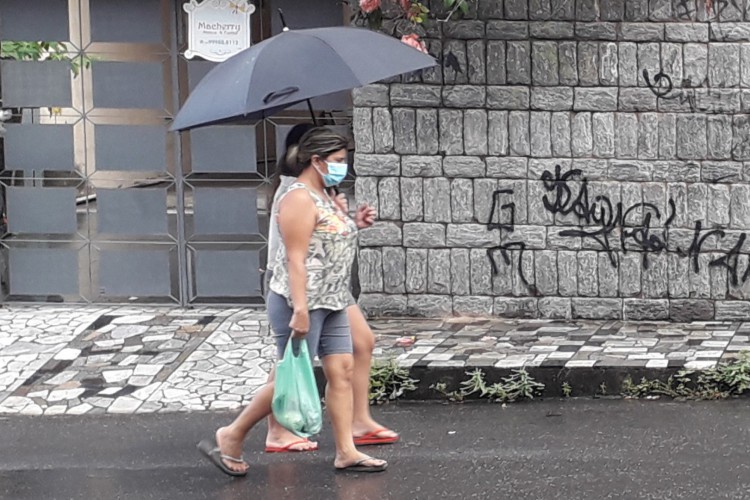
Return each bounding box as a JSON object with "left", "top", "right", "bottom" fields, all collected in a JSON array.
[{"left": 170, "top": 26, "right": 437, "bottom": 131}]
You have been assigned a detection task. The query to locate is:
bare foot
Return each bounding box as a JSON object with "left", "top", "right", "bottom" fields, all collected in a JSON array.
[
  {"left": 352, "top": 419, "right": 399, "bottom": 440},
  {"left": 334, "top": 452, "right": 387, "bottom": 470},
  {"left": 216, "top": 426, "right": 249, "bottom": 473},
  {"left": 265, "top": 426, "right": 318, "bottom": 452}
]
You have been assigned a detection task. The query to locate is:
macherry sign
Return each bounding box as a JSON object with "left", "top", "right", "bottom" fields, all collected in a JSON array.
[{"left": 183, "top": 0, "right": 254, "bottom": 62}]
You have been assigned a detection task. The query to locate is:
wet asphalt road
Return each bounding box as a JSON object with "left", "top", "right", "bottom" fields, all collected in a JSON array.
[{"left": 1, "top": 400, "right": 750, "bottom": 500}]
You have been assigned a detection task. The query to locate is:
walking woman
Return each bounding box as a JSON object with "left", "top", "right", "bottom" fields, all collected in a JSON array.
[
  {"left": 198, "top": 127, "right": 387, "bottom": 475},
  {"left": 264, "top": 124, "right": 399, "bottom": 453}
]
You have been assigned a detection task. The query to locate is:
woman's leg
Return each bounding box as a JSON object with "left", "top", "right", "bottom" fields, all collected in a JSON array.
[
  {"left": 215, "top": 381, "right": 274, "bottom": 473},
  {"left": 348, "top": 305, "right": 398, "bottom": 440}
]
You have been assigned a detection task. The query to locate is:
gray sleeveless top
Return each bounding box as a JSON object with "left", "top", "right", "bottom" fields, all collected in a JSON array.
[{"left": 269, "top": 183, "right": 358, "bottom": 311}]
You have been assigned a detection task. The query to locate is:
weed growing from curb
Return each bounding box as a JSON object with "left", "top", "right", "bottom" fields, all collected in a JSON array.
[
  {"left": 369, "top": 359, "right": 419, "bottom": 404},
  {"left": 431, "top": 368, "right": 545, "bottom": 403},
  {"left": 562, "top": 382, "right": 572, "bottom": 398},
  {"left": 621, "top": 352, "right": 750, "bottom": 400}
]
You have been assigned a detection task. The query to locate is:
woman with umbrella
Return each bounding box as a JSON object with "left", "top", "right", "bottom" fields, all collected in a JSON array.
[
  {"left": 199, "top": 127, "right": 387, "bottom": 475},
  {"left": 263, "top": 124, "right": 399, "bottom": 454}
]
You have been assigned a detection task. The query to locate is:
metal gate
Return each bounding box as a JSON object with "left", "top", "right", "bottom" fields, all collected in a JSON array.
[{"left": 0, "top": 0, "right": 352, "bottom": 305}]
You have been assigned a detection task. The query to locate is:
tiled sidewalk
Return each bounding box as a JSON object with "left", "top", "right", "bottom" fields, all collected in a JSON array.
[{"left": 0, "top": 305, "right": 746, "bottom": 415}]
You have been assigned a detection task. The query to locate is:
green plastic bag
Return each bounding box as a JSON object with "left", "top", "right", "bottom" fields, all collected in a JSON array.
[{"left": 271, "top": 338, "right": 323, "bottom": 438}]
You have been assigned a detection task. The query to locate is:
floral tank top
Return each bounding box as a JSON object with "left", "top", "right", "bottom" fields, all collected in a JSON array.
[{"left": 269, "top": 183, "right": 358, "bottom": 311}]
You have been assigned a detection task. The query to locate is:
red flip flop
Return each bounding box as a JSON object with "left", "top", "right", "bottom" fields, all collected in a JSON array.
[
  {"left": 353, "top": 428, "right": 400, "bottom": 446},
  {"left": 265, "top": 439, "right": 319, "bottom": 453}
]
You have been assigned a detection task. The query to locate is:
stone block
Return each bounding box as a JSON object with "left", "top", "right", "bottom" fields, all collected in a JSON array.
[
  {"left": 592, "top": 112, "right": 616, "bottom": 158},
  {"left": 618, "top": 88, "right": 657, "bottom": 112},
  {"left": 557, "top": 251, "right": 579, "bottom": 296},
  {"left": 390, "top": 84, "right": 442, "bottom": 106},
  {"left": 443, "top": 156, "right": 486, "bottom": 177},
  {"left": 401, "top": 178, "right": 423, "bottom": 222},
  {"left": 503, "top": 0, "right": 529, "bottom": 20},
  {"left": 571, "top": 112, "right": 593, "bottom": 157},
  {"left": 532, "top": 42, "right": 559, "bottom": 86},
  {"left": 444, "top": 20, "right": 486, "bottom": 39},
  {"left": 451, "top": 248, "right": 471, "bottom": 296},
  {"left": 464, "top": 110, "right": 488, "bottom": 155},
  {"left": 488, "top": 111, "right": 509, "bottom": 155},
  {"left": 354, "top": 153, "right": 401, "bottom": 177},
  {"left": 353, "top": 107, "right": 373, "bottom": 154},
  {"left": 730, "top": 184, "right": 750, "bottom": 229},
  {"left": 658, "top": 113, "right": 677, "bottom": 159},
  {"left": 551, "top": 0, "right": 576, "bottom": 19},
  {"left": 530, "top": 0, "right": 553, "bottom": 19},
  {"left": 642, "top": 253, "right": 668, "bottom": 298},
  {"left": 715, "top": 301, "right": 750, "bottom": 320},
  {"left": 359, "top": 222, "right": 402, "bottom": 247},
  {"left": 428, "top": 249, "right": 451, "bottom": 294},
  {"left": 358, "top": 248, "right": 383, "bottom": 293},
  {"left": 598, "top": 43, "right": 619, "bottom": 85},
  {"left": 487, "top": 41, "right": 507, "bottom": 85},
  {"left": 625, "top": 0, "right": 649, "bottom": 20},
  {"left": 378, "top": 177, "right": 401, "bottom": 220},
  {"left": 577, "top": 22, "right": 618, "bottom": 40},
  {"left": 530, "top": 112, "right": 552, "bottom": 157},
  {"left": 416, "top": 109, "right": 439, "bottom": 155},
  {"left": 478, "top": 0, "right": 505, "bottom": 18},
  {"left": 577, "top": 42, "right": 600, "bottom": 86},
  {"left": 577, "top": 0, "right": 598, "bottom": 20},
  {"left": 509, "top": 111, "right": 530, "bottom": 156},
  {"left": 443, "top": 40, "right": 468, "bottom": 85},
  {"left": 534, "top": 250, "right": 558, "bottom": 295},
  {"left": 667, "top": 252, "right": 689, "bottom": 298},
  {"left": 551, "top": 112, "right": 572, "bottom": 156},
  {"left": 623, "top": 299, "right": 669, "bottom": 320},
  {"left": 473, "top": 178, "right": 498, "bottom": 224},
  {"left": 707, "top": 184, "right": 731, "bottom": 227},
  {"left": 709, "top": 44, "right": 741, "bottom": 88},
  {"left": 439, "top": 109, "right": 464, "bottom": 155},
  {"left": 406, "top": 249, "right": 428, "bottom": 293},
  {"left": 402, "top": 156, "right": 441, "bottom": 177},
  {"left": 619, "top": 252, "right": 642, "bottom": 297},
  {"left": 507, "top": 41, "right": 531, "bottom": 85},
  {"left": 676, "top": 114, "right": 708, "bottom": 160},
  {"left": 355, "top": 176, "right": 378, "bottom": 212},
  {"left": 451, "top": 179, "right": 475, "bottom": 223},
  {"left": 608, "top": 160, "right": 652, "bottom": 181},
  {"left": 601, "top": 0, "right": 626, "bottom": 20},
  {"left": 683, "top": 43, "right": 708, "bottom": 86},
  {"left": 620, "top": 23, "right": 665, "bottom": 41},
  {"left": 494, "top": 298, "right": 539, "bottom": 318},
  {"left": 407, "top": 295, "right": 454, "bottom": 317},
  {"left": 372, "top": 107, "right": 394, "bottom": 153},
  {"left": 392, "top": 108, "right": 417, "bottom": 155},
  {"left": 453, "top": 296, "right": 494, "bottom": 316},
  {"left": 669, "top": 299, "right": 714, "bottom": 321},
  {"left": 424, "top": 178, "right": 452, "bottom": 223},
  {"left": 403, "top": 223, "right": 445, "bottom": 247},
  {"left": 358, "top": 294, "right": 408, "bottom": 317},
  {"left": 666, "top": 23, "right": 709, "bottom": 42},
  {"left": 742, "top": 45, "right": 750, "bottom": 87},
  {"left": 618, "top": 42, "right": 638, "bottom": 86},
  {"left": 352, "top": 84, "right": 389, "bottom": 106},
  {"left": 638, "top": 112, "right": 659, "bottom": 159},
  {"left": 471, "top": 248, "right": 494, "bottom": 295},
  {"left": 707, "top": 116, "right": 734, "bottom": 160},
  {"left": 559, "top": 41, "right": 579, "bottom": 85},
  {"left": 487, "top": 86, "right": 530, "bottom": 110},
  {"left": 538, "top": 297, "right": 572, "bottom": 319},
  {"left": 514, "top": 226, "right": 548, "bottom": 248},
  {"left": 447, "top": 224, "right": 501, "bottom": 247},
  {"left": 637, "top": 43, "right": 660, "bottom": 88},
  {"left": 577, "top": 251, "right": 599, "bottom": 296},
  {"left": 649, "top": 0, "right": 672, "bottom": 20},
  {"left": 382, "top": 247, "right": 406, "bottom": 294},
  {"left": 529, "top": 21, "right": 575, "bottom": 38},
  {"left": 487, "top": 21, "right": 530, "bottom": 39},
  {"left": 572, "top": 298, "right": 623, "bottom": 319},
  {"left": 443, "top": 85, "right": 487, "bottom": 107},
  {"left": 615, "top": 113, "right": 639, "bottom": 158},
  {"left": 653, "top": 160, "right": 700, "bottom": 182},
  {"left": 486, "top": 157, "right": 528, "bottom": 178},
  {"left": 467, "top": 40, "right": 487, "bottom": 84},
  {"left": 661, "top": 43, "right": 683, "bottom": 85},
  {"left": 531, "top": 87, "right": 574, "bottom": 110},
  {"left": 734, "top": 116, "right": 750, "bottom": 161}
]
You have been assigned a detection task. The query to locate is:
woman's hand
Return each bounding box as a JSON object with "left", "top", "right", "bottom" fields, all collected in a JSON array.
[
  {"left": 354, "top": 204, "right": 377, "bottom": 229},
  {"left": 289, "top": 308, "right": 310, "bottom": 338},
  {"left": 332, "top": 191, "right": 349, "bottom": 214}
]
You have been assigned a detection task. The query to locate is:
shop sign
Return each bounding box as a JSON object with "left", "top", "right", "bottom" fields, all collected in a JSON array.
[{"left": 183, "top": 0, "right": 255, "bottom": 62}]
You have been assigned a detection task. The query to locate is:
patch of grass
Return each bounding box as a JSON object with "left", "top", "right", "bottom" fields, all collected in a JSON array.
[
  {"left": 621, "top": 351, "right": 750, "bottom": 400},
  {"left": 369, "top": 359, "right": 419, "bottom": 405},
  {"left": 431, "top": 368, "right": 544, "bottom": 403},
  {"left": 562, "top": 382, "right": 572, "bottom": 398}
]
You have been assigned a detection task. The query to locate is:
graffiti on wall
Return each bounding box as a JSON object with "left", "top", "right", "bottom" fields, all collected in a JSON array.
[{"left": 486, "top": 166, "right": 750, "bottom": 293}]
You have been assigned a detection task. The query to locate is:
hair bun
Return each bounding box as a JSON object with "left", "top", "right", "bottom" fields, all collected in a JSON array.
[{"left": 285, "top": 144, "right": 300, "bottom": 168}]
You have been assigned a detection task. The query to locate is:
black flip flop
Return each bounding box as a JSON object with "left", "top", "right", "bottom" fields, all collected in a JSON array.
[
  {"left": 197, "top": 439, "right": 248, "bottom": 477},
  {"left": 335, "top": 457, "right": 388, "bottom": 473}
]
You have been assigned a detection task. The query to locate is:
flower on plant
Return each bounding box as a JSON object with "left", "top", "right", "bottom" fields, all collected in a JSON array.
[
  {"left": 359, "top": 0, "right": 381, "bottom": 13},
  {"left": 400, "top": 33, "right": 428, "bottom": 53}
]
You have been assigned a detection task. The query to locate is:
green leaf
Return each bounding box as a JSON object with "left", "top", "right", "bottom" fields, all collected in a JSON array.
[{"left": 459, "top": 0, "right": 470, "bottom": 14}]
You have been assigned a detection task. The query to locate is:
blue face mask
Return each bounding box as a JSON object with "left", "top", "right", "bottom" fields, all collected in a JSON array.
[{"left": 317, "top": 161, "right": 348, "bottom": 187}]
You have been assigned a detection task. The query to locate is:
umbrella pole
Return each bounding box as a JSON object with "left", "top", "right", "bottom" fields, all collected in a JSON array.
[{"left": 306, "top": 99, "right": 318, "bottom": 126}]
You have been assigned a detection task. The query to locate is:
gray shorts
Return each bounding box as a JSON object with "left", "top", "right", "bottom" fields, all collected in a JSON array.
[{"left": 267, "top": 291, "right": 353, "bottom": 359}]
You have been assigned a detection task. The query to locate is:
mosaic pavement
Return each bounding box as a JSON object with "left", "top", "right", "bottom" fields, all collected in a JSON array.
[{"left": 0, "top": 305, "right": 747, "bottom": 415}]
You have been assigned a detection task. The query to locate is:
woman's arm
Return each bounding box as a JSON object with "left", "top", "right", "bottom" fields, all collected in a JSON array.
[{"left": 277, "top": 190, "right": 317, "bottom": 334}]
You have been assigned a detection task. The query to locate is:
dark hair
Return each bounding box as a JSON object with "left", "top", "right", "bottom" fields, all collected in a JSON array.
[
  {"left": 268, "top": 123, "right": 315, "bottom": 210},
  {"left": 286, "top": 127, "right": 349, "bottom": 174}
]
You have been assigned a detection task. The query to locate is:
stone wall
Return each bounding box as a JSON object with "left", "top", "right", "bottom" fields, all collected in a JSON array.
[{"left": 352, "top": 0, "right": 750, "bottom": 321}]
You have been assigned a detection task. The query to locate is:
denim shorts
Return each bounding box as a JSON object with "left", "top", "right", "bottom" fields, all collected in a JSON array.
[{"left": 267, "top": 291, "right": 353, "bottom": 359}]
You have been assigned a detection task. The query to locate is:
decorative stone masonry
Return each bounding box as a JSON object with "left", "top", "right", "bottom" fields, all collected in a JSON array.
[{"left": 354, "top": 0, "right": 750, "bottom": 321}]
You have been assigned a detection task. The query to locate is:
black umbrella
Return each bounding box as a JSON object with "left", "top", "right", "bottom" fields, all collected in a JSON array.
[{"left": 170, "top": 26, "right": 436, "bottom": 131}]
